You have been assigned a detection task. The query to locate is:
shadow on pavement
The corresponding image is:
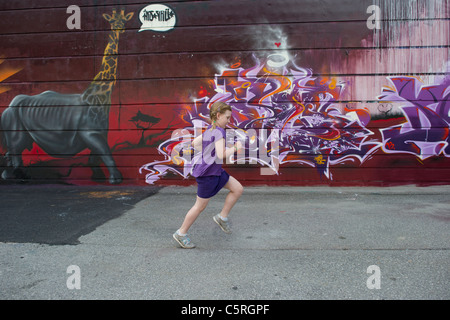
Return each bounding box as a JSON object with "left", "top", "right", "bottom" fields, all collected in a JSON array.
[{"left": 0, "top": 184, "right": 162, "bottom": 245}]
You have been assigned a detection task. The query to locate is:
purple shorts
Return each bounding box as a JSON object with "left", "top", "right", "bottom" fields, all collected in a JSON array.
[{"left": 196, "top": 170, "right": 230, "bottom": 199}]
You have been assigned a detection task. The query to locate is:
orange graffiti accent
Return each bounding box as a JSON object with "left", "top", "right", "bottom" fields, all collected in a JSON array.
[
  {"left": 319, "top": 77, "right": 328, "bottom": 85},
  {"left": 310, "top": 129, "right": 341, "bottom": 141},
  {"left": 0, "top": 86, "right": 11, "bottom": 94},
  {"left": 382, "top": 85, "right": 396, "bottom": 93},
  {"left": 344, "top": 106, "right": 371, "bottom": 126},
  {"left": 0, "top": 67, "right": 22, "bottom": 82},
  {"left": 329, "top": 78, "right": 337, "bottom": 90},
  {"left": 385, "top": 141, "right": 395, "bottom": 150},
  {"left": 260, "top": 67, "right": 291, "bottom": 103},
  {"left": 318, "top": 77, "right": 337, "bottom": 89},
  {"left": 314, "top": 154, "right": 326, "bottom": 165},
  {"left": 164, "top": 141, "right": 184, "bottom": 165},
  {"left": 0, "top": 56, "right": 22, "bottom": 94},
  {"left": 281, "top": 95, "right": 305, "bottom": 131},
  {"left": 233, "top": 110, "right": 251, "bottom": 123}
]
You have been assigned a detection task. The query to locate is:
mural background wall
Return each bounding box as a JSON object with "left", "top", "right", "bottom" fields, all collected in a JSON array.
[{"left": 0, "top": 0, "right": 449, "bottom": 186}]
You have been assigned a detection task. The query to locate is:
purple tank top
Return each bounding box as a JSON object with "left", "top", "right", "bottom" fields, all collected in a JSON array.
[{"left": 192, "top": 126, "right": 226, "bottom": 177}]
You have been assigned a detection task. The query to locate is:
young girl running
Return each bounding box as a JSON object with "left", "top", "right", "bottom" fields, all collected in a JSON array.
[{"left": 173, "top": 101, "right": 244, "bottom": 249}]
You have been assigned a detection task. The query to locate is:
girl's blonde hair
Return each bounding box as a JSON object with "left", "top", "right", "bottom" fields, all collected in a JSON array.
[{"left": 209, "top": 101, "right": 232, "bottom": 129}]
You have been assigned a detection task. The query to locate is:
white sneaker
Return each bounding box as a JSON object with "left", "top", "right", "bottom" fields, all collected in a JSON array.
[{"left": 213, "top": 214, "right": 232, "bottom": 234}]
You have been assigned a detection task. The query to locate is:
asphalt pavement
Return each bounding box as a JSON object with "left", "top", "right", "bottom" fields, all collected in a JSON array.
[{"left": 0, "top": 183, "right": 449, "bottom": 301}]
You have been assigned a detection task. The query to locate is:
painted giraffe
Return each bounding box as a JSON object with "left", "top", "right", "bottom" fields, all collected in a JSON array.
[{"left": 0, "top": 9, "right": 134, "bottom": 184}]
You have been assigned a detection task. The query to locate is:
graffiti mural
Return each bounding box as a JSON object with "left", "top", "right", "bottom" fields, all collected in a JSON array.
[
  {"left": 378, "top": 75, "right": 450, "bottom": 160},
  {"left": 140, "top": 52, "right": 382, "bottom": 183}
]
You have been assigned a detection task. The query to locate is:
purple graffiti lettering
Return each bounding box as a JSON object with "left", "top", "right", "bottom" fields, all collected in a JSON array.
[
  {"left": 378, "top": 75, "right": 450, "bottom": 160},
  {"left": 140, "top": 53, "right": 381, "bottom": 184}
]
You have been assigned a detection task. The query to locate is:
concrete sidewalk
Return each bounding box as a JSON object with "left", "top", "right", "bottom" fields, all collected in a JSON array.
[{"left": 0, "top": 184, "right": 449, "bottom": 300}]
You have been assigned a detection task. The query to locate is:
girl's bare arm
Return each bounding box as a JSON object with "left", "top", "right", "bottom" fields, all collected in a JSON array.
[
  {"left": 191, "top": 135, "right": 203, "bottom": 151},
  {"left": 215, "top": 139, "right": 242, "bottom": 160}
]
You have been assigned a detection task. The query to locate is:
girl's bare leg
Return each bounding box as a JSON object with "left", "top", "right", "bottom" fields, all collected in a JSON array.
[
  {"left": 219, "top": 176, "right": 243, "bottom": 219},
  {"left": 178, "top": 196, "right": 210, "bottom": 234}
]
